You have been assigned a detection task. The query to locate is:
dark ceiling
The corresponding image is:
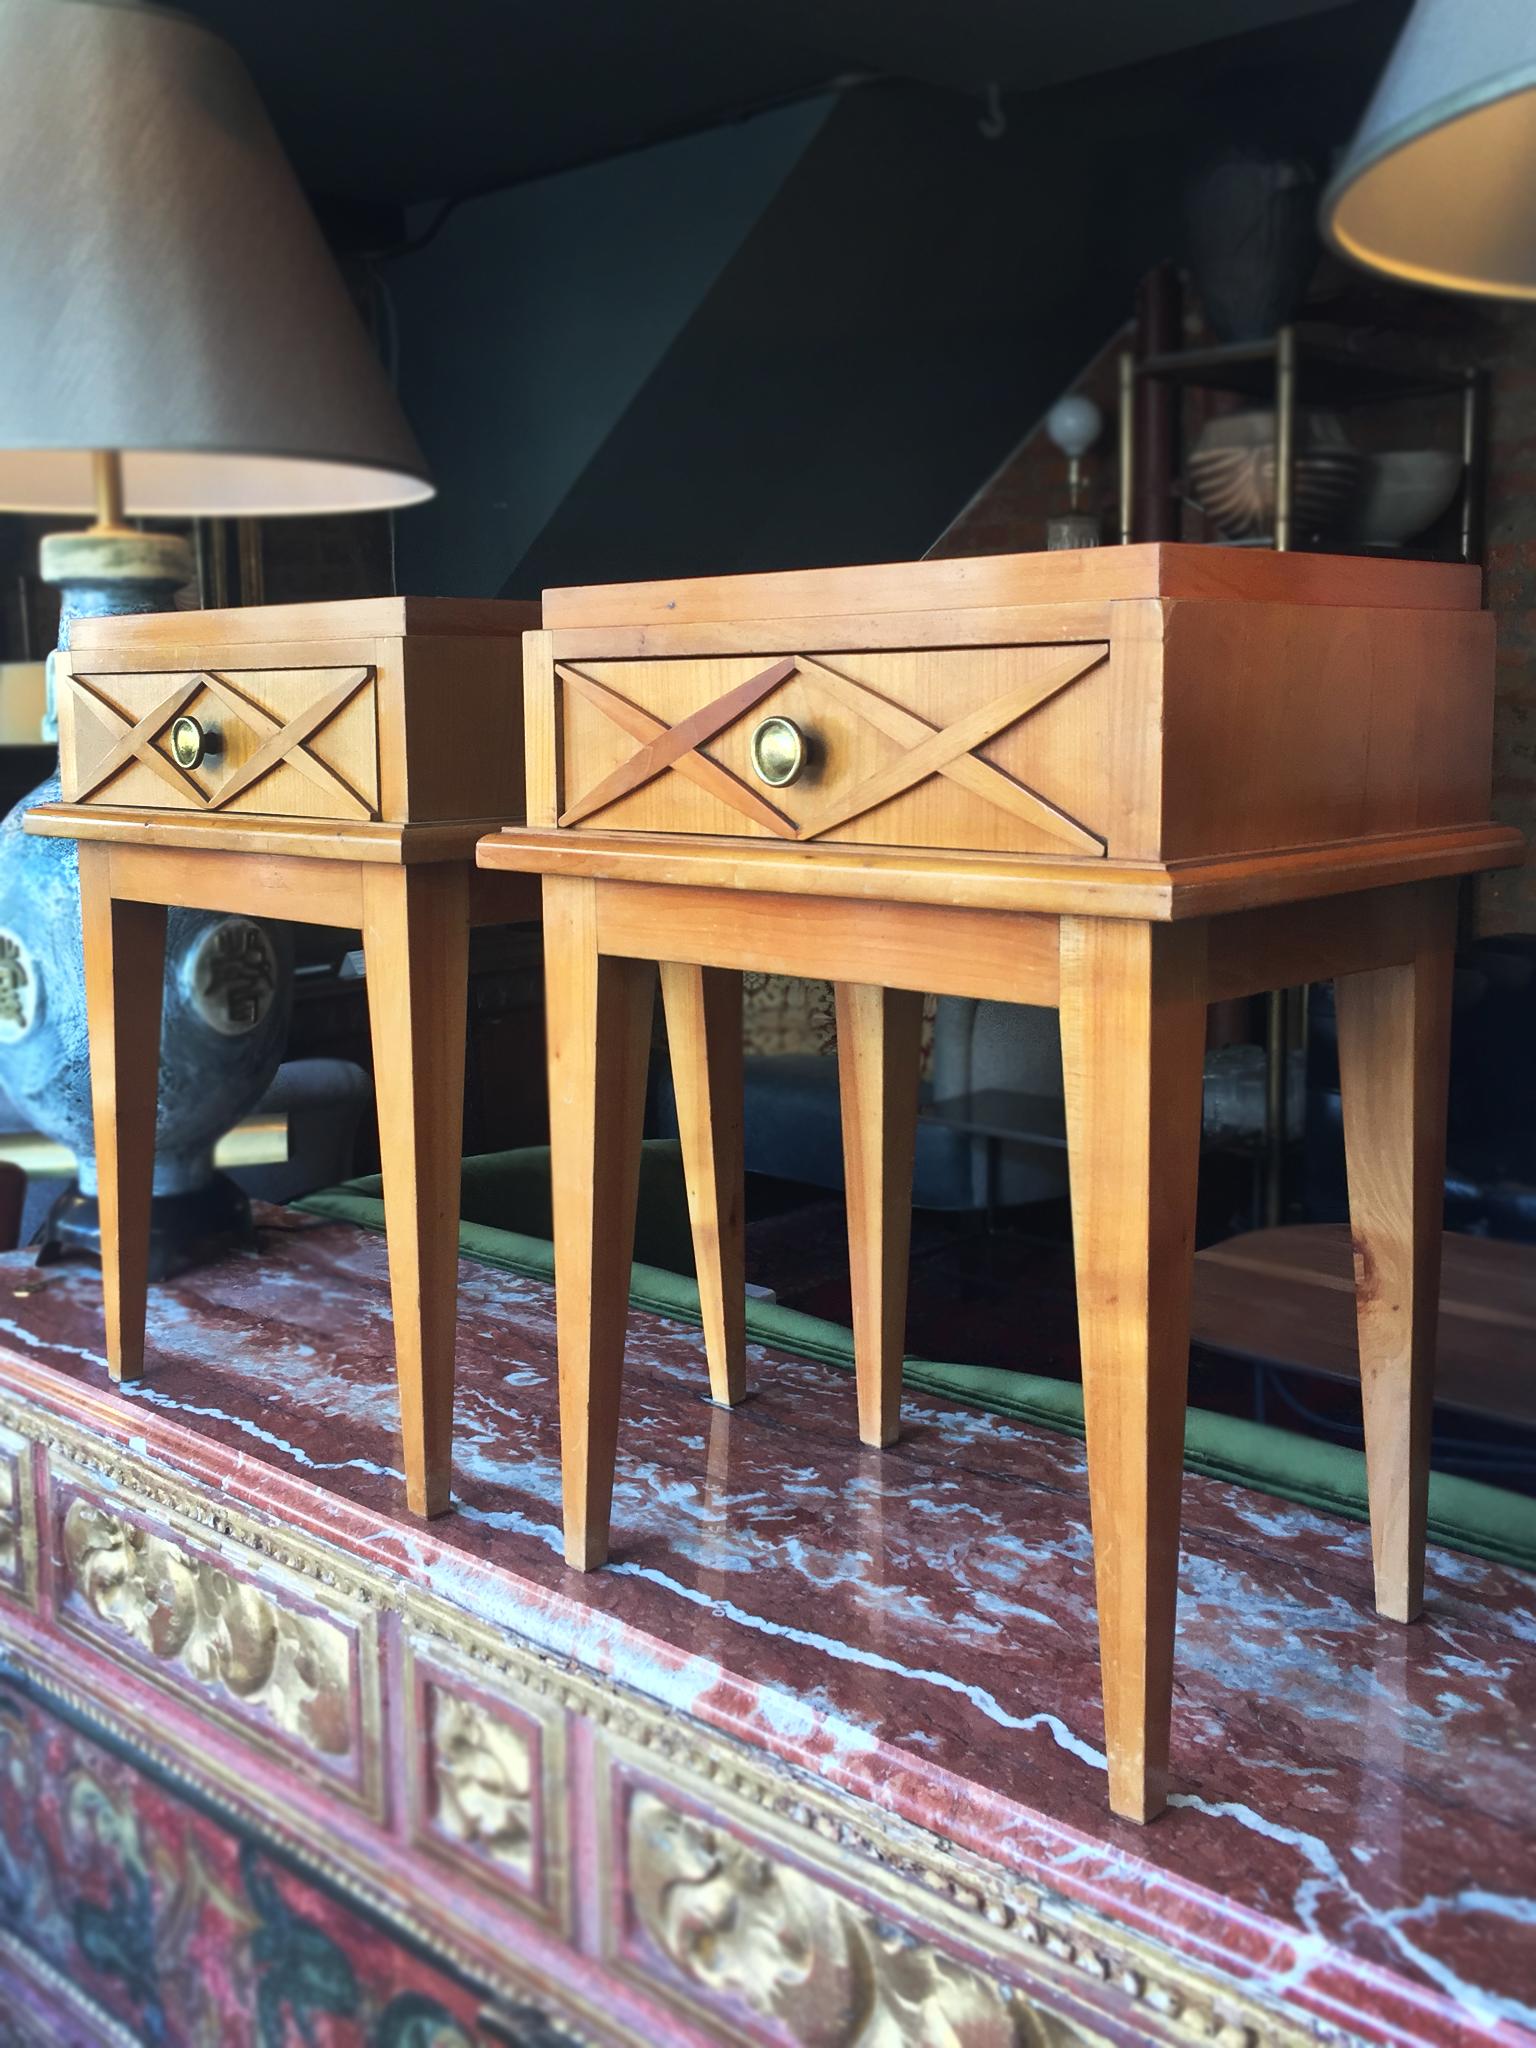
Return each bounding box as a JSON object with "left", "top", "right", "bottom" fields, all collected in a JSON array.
[{"left": 174, "top": 0, "right": 1361, "bottom": 206}]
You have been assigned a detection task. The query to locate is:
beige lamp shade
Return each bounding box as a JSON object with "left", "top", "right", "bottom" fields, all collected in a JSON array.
[
  {"left": 1321, "top": 0, "right": 1536, "bottom": 299},
  {"left": 0, "top": 0, "right": 433, "bottom": 514}
]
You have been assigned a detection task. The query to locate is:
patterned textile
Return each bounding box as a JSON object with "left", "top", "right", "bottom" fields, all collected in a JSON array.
[
  {"left": 740, "top": 974, "right": 938, "bottom": 1074},
  {"left": 0, "top": 1681, "right": 540, "bottom": 2048},
  {"left": 740, "top": 972, "right": 838, "bottom": 1057}
]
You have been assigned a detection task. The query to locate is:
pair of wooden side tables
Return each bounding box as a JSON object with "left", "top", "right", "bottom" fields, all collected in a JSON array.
[{"left": 32, "top": 547, "right": 1521, "bottom": 1824}]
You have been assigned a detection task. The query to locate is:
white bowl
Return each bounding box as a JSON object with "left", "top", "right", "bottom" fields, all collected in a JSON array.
[{"left": 1355, "top": 451, "right": 1463, "bottom": 546}]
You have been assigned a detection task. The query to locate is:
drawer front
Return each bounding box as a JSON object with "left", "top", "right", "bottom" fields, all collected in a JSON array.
[
  {"left": 555, "top": 645, "right": 1116, "bottom": 857},
  {"left": 61, "top": 663, "right": 380, "bottom": 821}
]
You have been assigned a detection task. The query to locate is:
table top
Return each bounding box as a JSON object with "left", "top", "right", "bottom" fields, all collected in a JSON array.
[
  {"left": 541, "top": 542, "right": 1482, "bottom": 630},
  {"left": 66, "top": 594, "right": 542, "bottom": 653},
  {"left": 476, "top": 820, "right": 1524, "bottom": 918},
  {"left": 2, "top": 1209, "right": 1532, "bottom": 2044},
  {"left": 23, "top": 804, "right": 515, "bottom": 867},
  {"left": 1194, "top": 1223, "right": 1536, "bottom": 1431}
]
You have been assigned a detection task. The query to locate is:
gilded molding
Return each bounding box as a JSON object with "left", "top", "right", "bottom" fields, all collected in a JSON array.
[
  {"left": 589, "top": 1732, "right": 1305, "bottom": 2048},
  {"left": 0, "top": 1440, "right": 15, "bottom": 1584},
  {"left": 0, "top": 1423, "right": 35, "bottom": 1608},
  {"left": 404, "top": 1620, "right": 571, "bottom": 1933},
  {"left": 0, "top": 1924, "right": 143, "bottom": 2047},
  {"left": 61, "top": 1496, "right": 354, "bottom": 1757},
  {"left": 0, "top": 1390, "right": 1333, "bottom": 2048},
  {"left": 0, "top": 1639, "right": 607, "bottom": 2048},
  {"left": 47, "top": 1454, "right": 383, "bottom": 1814},
  {"left": 430, "top": 1686, "right": 535, "bottom": 1872},
  {"left": 626, "top": 1786, "right": 1108, "bottom": 2047}
]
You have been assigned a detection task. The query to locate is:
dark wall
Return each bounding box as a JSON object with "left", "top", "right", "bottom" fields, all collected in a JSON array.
[
  {"left": 388, "top": 0, "right": 1410, "bottom": 599},
  {"left": 507, "top": 74, "right": 1164, "bottom": 593},
  {"left": 388, "top": 98, "right": 831, "bottom": 597}
]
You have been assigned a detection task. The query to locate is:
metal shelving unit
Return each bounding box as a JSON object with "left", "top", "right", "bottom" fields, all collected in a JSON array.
[{"left": 1117, "top": 321, "right": 1487, "bottom": 558}]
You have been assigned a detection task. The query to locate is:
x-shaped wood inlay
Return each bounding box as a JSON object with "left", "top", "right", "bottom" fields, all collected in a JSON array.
[
  {"left": 791, "top": 651, "right": 1106, "bottom": 852},
  {"left": 558, "top": 646, "right": 1108, "bottom": 854},
  {"left": 68, "top": 672, "right": 209, "bottom": 805},
  {"left": 70, "top": 668, "right": 377, "bottom": 819},
  {"left": 557, "top": 659, "right": 799, "bottom": 836}
]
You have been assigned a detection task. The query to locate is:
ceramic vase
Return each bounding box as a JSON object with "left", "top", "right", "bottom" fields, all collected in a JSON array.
[{"left": 0, "top": 527, "right": 291, "bottom": 1271}]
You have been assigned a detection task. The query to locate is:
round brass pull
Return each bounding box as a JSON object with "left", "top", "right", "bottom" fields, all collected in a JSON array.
[
  {"left": 169, "top": 714, "right": 211, "bottom": 771},
  {"left": 749, "top": 715, "right": 808, "bottom": 788}
]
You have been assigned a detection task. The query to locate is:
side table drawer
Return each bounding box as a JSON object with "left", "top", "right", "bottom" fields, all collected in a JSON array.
[
  {"left": 60, "top": 663, "right": 381, "bottom": 822},
  {"left": 553, "top": 643, "right": 1120, "bottom": 857}
]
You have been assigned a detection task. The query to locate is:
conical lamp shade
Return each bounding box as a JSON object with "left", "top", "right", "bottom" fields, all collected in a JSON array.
[
  {"left": 1321, "top": 0, "right": 1536, "bottom": 299},
  {"left": 0, "top": 0, "right": 433, "bottom": 514}
]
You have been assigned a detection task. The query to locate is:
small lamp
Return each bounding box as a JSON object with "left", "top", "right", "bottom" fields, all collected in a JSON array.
[
  {"left": 1045, "top": 395, "right": 1103, "bottom": 550},
  {"left": 1320, "top": 0, "right": 1536, "bottom": 298},
  {"left": 0, "top": 0, "right": 433, "bottom": 1271}
]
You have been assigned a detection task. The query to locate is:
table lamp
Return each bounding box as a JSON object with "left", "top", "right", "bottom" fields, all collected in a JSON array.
[
  {"left": 1320, "top": 0, "right": 1536, "bottom": 298},
  {"left": 0, "top": 0, "right": 434, "bottom": 1272}
]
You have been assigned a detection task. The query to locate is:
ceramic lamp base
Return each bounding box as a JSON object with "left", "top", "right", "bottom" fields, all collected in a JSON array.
[{"left": 0, "top": 524, "right": 291, "bottom": 1274}]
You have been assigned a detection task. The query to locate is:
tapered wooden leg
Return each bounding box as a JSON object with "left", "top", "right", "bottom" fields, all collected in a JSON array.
[
  {"left": 836, "top": 983, "right": 923, "bottom": 1448},
  {"left": 1335, "top": 886, "right": 1456, "bottom": 1625},
  {"left": 78, "top": 843, "right": 167, "bottom": 1386},
  {"left": 660, "top": 962, "right": 746, "bottom": 1406},
  {"left": 1060, "top": 918, "right": 1207, "bottom": 1824},
  {"left": 545, "top": 877, "right": 656, "bottom": 1569},
  {"left": 362, "top": 861, "right": 470, "bottom": 1520}
]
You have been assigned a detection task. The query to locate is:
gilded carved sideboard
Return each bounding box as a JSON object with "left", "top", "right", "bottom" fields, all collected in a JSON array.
[
  {"left": 1, "top": 1214, "right": 1531, "bottom": 2047},
  {"left": 0, "top": 1385, "right": 1278, "bottom": 2048}
]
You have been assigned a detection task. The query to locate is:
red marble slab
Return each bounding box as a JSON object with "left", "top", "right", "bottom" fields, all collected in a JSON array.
[{"left": 1, "top": 1209, "right": 1533, "bottom": 2046}]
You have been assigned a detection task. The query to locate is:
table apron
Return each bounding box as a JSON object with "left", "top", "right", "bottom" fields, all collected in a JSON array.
[
  {"left": 587, "top": 874, "right": 1457, "bottom": 1010},
  {"left": 103, "top": 842, "right": 367, "bottom": 926},
  {"left": 96, "top": 844, "right": 538, "bottom": 934},
  {"left": 592, "top": 879, "right": 1062, "bottom": 1004},
  {"left": 1204, "top": 880, "right": 1453, "bottom": 1002}
]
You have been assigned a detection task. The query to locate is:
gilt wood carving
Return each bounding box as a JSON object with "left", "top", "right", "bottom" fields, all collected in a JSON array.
[
  {"left": 621, "top": 1787, "right": 1101, "bottom": 2048},
  {"left": 55, "top": 1487, "right": 376, "bottom": 1803},
  {"left": 0, "top": 1376, "right": 1346, "bottom": 2048}
]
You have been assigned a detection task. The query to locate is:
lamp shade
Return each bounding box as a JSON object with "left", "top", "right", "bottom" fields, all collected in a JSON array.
[
  {"left": 0, "top": 0, "right": 433, "bottom": 514},
  {"left": 1320, "top": 0, "right": 1536, "bottom": 299}
]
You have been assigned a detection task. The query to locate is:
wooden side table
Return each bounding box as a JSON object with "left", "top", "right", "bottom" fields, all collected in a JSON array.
[
  {"left": 478, "top": 544, "right": 1523, "bottom": 1822},
  {"left": 27, "top": 596, "right": 540, "bottom": 1519}
]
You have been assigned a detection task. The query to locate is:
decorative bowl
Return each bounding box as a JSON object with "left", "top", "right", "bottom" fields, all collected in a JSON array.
[
  {"left": 1186, "top": 409, "right": 1365, "bottom": 542},
  {"left": 1354, "top": 450, "right": 1463, "bottom": 546}
]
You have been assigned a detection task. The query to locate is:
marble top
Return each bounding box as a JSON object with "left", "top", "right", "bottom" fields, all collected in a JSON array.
[{"left": 1, "top": 1209, "right": 1532, "bottom": 2046}]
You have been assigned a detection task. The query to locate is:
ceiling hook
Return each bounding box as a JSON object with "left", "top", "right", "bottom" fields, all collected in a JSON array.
[{"left": 979, "top": 82, "right": 1007, "bottom": 141}]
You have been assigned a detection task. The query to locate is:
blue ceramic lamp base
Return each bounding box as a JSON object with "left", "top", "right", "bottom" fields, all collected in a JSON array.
[{"left": 0, "top": 524, "right": 292, "bottom": 1275}]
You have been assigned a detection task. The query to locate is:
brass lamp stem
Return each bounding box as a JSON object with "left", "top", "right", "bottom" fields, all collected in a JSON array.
[{"left": 90, "top": 448, "right": 129, "bottom": 534}]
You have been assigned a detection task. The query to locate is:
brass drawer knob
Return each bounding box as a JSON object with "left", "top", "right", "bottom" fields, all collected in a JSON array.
[
  {"left": 749, "top": 714, "right": 807, "bottom": 788},
  {"left": 169, "top": 714, "right": 212, "bottom": 770}
]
